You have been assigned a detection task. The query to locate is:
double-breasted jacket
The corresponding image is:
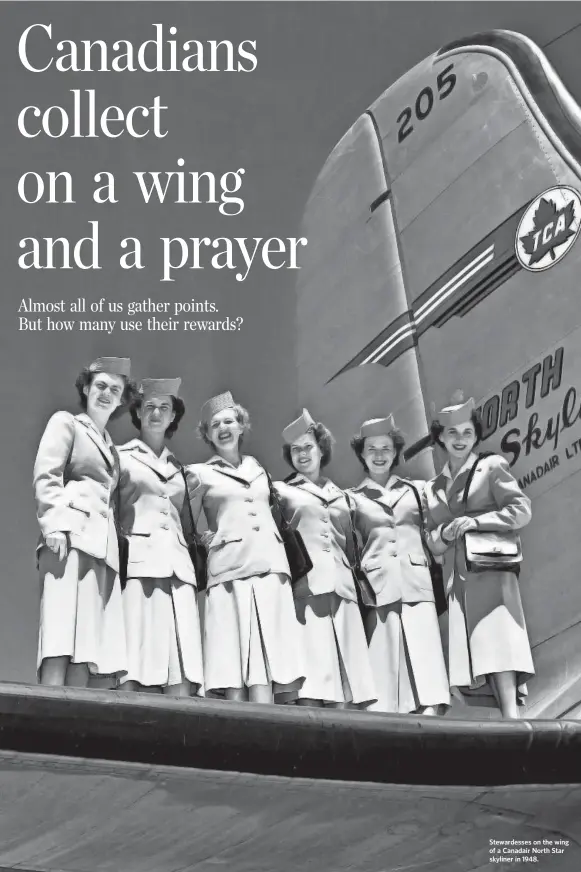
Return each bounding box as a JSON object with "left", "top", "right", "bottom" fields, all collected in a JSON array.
[
  {"left": 117, "top": 439, "right": 196, "bottom": 585},
  {"left": 349, "top": 476, "right": 434, "bottom": 607},
  {"left": 185, "top": 455, "right": 289, "bottom": 588},
  {"left": 33, "top": 411, "right": 120, "bottom": 570},
  {"left": 424, "top": 452, "right": 532, "bottom": 595},
  {"left": 274, "top": 474, "right": 357, "bottom": 601}
]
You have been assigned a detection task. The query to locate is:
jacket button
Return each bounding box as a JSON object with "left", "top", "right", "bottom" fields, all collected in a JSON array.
[
  {"left": 323, "top": 545, "right": 330, "bottom": 552},
  {"left": 253, "top": 525, "right": 260, "bottom": 531},
  {"left": 161, "top": 523, "right": 169, "bottom": 530},
  {"left": 244, "top": 483, "right": 251, "bottom": 489},
  {"left": 161, "top": 509, "right": 168, "bottom": 515},
  {"left": 101, "top": 496, "right": 107, "bottom": 504},
  {"left": 245, "top": 497, "right": 254, "bottom": 503},
  {"left": 100, "top": 511, "right": 107, "bottom": 518},
  {"left": 321, "top": 532, "right": 329, "bottom": 538},
  {"left": 322, "top": 518, "right": 329, "bottom": 524},
  {"left": 249, "top": 511, "right": 257, "bottom": 516}
]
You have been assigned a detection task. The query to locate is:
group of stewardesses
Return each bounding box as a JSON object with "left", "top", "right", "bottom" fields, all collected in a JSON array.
[{"left": 33, "top": 358, "right": 534, "bottom": 718}]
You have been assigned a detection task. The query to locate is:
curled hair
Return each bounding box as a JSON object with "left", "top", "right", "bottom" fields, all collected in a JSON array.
[
  {"left": 130, "top": 395, "right": 186, "bottom": 439},
  {"left": 430, "top": 411, "right": 483, "bottom": 449},
  {"left": 74, "top": 367, "right": 137, "bottom": 420},
  {"left": 350, "top": 428, "right": 406, "bottom": 471},
  {"left": 283, "top": 422, "right": 335, "bottom": 470},
  {"left": 196, "top": 403, "right": 251, "bottom": 448}
]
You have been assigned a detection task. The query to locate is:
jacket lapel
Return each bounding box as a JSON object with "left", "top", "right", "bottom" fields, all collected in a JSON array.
[
  {"left": 76, "top": 414, "right": 114, "bottom": 469},
  {"left": 290, "top": 474, "right": 342, "bottom": 505},
  {"left": 207, "top": 455, "right": 264, "bottom": 488}
]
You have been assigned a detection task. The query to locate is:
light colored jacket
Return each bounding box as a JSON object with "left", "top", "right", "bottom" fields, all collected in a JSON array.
[
  {"left": 185, "top": 455, "right": 289, "bottom": 587},
  {"left": 424, "top": 452, "right": 532, "bottom": 595},
  {"left": 33, "top": 411, "right": 119, "bottom": 569},
  {"left": 349, "top": 476, "right": 434, "bottom": 607},
  {"left": 117, "top": 439, "right": 196, "bottom": 585},
  {"left": 275, "top": 474, "right": 357, "bottom": 601}
]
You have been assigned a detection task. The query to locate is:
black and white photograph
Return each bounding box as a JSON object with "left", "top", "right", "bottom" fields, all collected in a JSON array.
[{"left": 1, "top": 1, "right": 581, "bottom": 868}]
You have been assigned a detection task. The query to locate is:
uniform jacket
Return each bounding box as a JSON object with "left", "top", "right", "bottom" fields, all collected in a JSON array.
[
  {"left": 274, "top": 474, "right": 357, "bottom": 601},
  {"left": 33, "top": 411, "right": 120, "bottom": 569},
  {"left": 424, "top": 452, "right": 532, "bottom": 596},
  {"left": 349, "top": 476, "right": 434, "bottom": 607},
  {"left": 117, "top": 439, "right": 196, "bottom": 585},
  {"left": 185, "top": 455, "right": 289, "bottom": 588}
]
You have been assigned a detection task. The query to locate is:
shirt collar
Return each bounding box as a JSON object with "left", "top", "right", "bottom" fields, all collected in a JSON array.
[{"left": 440, "top": 451, "right": 479, "bottom": 482}]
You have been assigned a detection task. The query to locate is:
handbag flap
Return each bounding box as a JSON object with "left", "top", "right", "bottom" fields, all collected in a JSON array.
[{"left": 465, "top": 531, "right": 521, "bottom": 557}]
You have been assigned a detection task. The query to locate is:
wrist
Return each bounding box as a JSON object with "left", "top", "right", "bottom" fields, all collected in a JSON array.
[{"left": 441, "top": 524, "right": 452, "bottom": 544}]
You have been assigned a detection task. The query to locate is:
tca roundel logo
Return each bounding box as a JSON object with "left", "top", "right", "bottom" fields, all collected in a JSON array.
[{"left": 515, "top": 186, "right": 581, "bottom": 271}]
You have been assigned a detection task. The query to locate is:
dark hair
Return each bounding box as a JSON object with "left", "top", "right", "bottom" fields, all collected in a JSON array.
[
  {"left": 349, "top": 428, "right": 406, "bottom": 471},
  {"left": 130, "top": 395, "right": 186, "bottom": 439},
  {"left": 74, "top": 368, "right": 137, "bottom": 420},
  {"left": 283, "top": 422, "right": 335, "bottom": 470},
  {"left": 430, "top": 411, "right": 483, "bottom": 449},
  {"left": 196, "top": 403, "right": 251, "bottom": 448}
]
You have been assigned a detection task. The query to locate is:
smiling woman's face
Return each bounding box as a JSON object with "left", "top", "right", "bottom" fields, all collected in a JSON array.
[
  {"left": 290, "top": 432, "right": 322, "bottom": 478},
  {"left": 361, "top": 435, "right": 395, "bottom": 479},
  {"left": 84, "top": 373, "right": 124, "bottom": 420},
  {"left": 209, "top": 407, "right": 243, "bottom": 452},
  {"left": 441, "top": 419, "right": 477, "bottom": 464}
]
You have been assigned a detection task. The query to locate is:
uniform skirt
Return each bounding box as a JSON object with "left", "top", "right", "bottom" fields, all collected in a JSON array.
[
  {"left": 294, "top": 593, "right": 377, "bottom": 706},
  {"left": 204, "top": 573, "right": 304, "bottom": 695},
  {"left": 37, "top": 546, "right": 127, "bottom": 679},
  {"left": 365, "top": 601, "right": 450, "bottom": 713},
  {"left": 121, "top": 576, "right": 204, "bottom": 693},
  {"left": 448, "top": 572, "right": 535, "bottom": 705}
]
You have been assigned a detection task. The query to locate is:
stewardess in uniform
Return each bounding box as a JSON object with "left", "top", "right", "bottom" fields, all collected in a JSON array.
[
  {"left": 117, "top": 379, "right": 204, "bottom": 697},
  {"left": 348, "top": 416, "right": 449, "bottom": 715},
  {"left": 186, "top": 391, "right": 304, "bottom": 704},
  {"left": 275, "top": 409, "right": 376, "bottom": 708},
  {"left": 34, "top": 357, "right": 134, "bottom": 687},
  {"left": 424, "top": 394, "right": 534, "bottom": 719}
]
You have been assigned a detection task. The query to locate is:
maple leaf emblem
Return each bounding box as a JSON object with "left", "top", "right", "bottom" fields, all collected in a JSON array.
[{"left": 520, "top": 197, "right": 576, "bottom": 265}]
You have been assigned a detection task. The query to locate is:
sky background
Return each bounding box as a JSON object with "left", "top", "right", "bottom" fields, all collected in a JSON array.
[{"left": 1, "top": 1, "right": 581, "bottom": 683}]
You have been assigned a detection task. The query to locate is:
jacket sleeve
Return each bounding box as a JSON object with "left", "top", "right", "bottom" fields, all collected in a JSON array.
[
  {"left": 422, "top": 484, "right": 452, "bottom": 557},
  {"left": 474, "top": 457, "right": 532, "bottom": 531},
  {"left": 33, "top": 411, "right": 75, "bottom": 537}
]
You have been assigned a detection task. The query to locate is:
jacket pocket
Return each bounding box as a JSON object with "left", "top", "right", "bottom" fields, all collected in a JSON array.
[
  {"left": 208, "top": 536, "right": 244, "bottom": 576},
  {"left": 66, "top": 500, "right": 91, "bottom": 517},
  {"left": 128, "top": 532, "right": 151, "bottom": 563},
  {"left": 408, "top": 552, "right": 428, "bottom": 567}
]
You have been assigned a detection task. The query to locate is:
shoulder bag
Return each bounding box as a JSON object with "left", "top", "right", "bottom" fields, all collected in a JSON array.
[
  {"left": 462, "top": 453, "right": 522, "bottom": 575},
  {"left": 404, "top": 482, "right": 448, "bottom": 616},
  {"left": 344, "top": 491, "right": 377, "bottom": 609}
]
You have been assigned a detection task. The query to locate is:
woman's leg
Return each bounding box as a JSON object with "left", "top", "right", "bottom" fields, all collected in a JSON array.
[
  {"left": 225, "top": 687, "right": 248, "bottom": 702},
  {"left": 248, "top": 684, "right": 273, "bottom": 704},
  {"left": 65, "top": 662, "right": 89, "bottom": 688},
  {"left": 490, "top": 671, "right": 519, "bottom": 719},
  {"left": 163, "top": 681, "right": 191, "bottom": 698},
  {"left": 39, "top": 655, "right": 69, "bottom": 686},
  {"left": 416, "top": 705, "right": 438, "bottom": 716}
]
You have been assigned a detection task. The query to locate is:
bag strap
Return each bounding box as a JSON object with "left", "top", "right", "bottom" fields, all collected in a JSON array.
[{"left": 461, "top": 451, "right": 496, "bottom": 506}]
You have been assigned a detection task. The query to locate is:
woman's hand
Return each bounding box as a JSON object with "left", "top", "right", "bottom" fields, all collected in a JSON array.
[
  {"left": 45, "top": 532, "right": 68, "bottom": 561},
  {"left": 199, "top": 531, "right": 215, "bottom": 549},
  {"left": 443, "top": 517, "right": 478, "bottom": 540}
]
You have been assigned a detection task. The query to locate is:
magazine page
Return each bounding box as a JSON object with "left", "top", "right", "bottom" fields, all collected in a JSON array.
[{"left": 0, "top": 1, "right": 580, "bottom": 869}]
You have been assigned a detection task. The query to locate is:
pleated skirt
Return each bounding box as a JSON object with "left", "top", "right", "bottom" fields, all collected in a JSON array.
[
  {"left": 121, "top": 576, "right": 204, "bottom": 693},
  {"left": 294, "top": 593, "right": 377, "bottom": 706},
  {"left": 204, "top": 573, "right": 304, "bottom": 695},
  {"left": 37, "top": 546, "right": 127, "bottom": 679},
  {"left": 448, "top": 572, "right": 535, "bottom": 705},
  {"left": 365, "top": 601, "right": 450, "bottom": 713}
]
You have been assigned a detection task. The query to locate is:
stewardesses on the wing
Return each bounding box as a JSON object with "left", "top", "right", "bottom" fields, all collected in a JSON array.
[
  {"left": 185, "top": 391, "right": 305, "bottom": 704},
  {"left": 424, "top": 394, "right": 535, "bottom": 719},
  {"left": 34, "top": 357, "right": 135, "bottom": 687},
  {"left": 274, "top": 410, "right": 376, "bottom": 709},
  {"left": 116, "top": 379, "right": 204, "bottom": 698},
  {"left": 347, "top": 416, "right": 450, "bottom": 716}
]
